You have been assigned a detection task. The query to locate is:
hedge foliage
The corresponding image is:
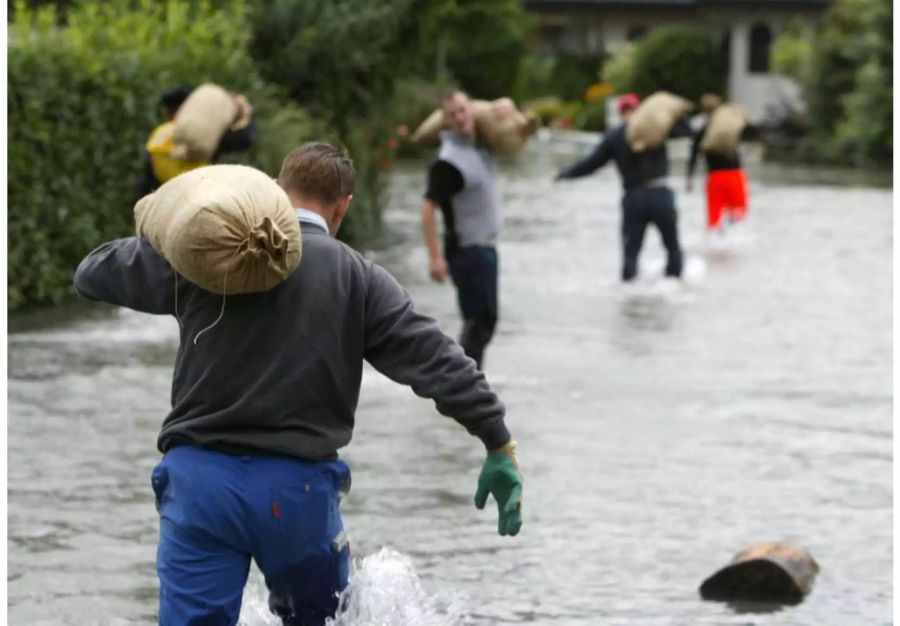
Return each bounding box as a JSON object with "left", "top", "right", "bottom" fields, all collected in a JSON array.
[
  {"left": 773, "top": 0, "right": 892, "bottom": 163},
  {"left": 604, "top": 25, "right": 726, "bottom": 102},
  {"left": 8, "top": 0, "right": 330, "bottom": 309},
  {"left": 9, "top": 0, "right": 538, "bottom": 310}
]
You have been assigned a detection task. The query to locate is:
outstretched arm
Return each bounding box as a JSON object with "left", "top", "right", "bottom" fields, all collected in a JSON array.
[
  {"left": 555, "top": 136, "right": 612, "bottom": 180},
  {"left": 363, "top": 262, "right": 510, "bottom": 449},
  {"left": 362, "top": 263, "right": 523, "bottom": 536},
  {"left": 74, "top": 237, "right": 177, "bottom": 315}
]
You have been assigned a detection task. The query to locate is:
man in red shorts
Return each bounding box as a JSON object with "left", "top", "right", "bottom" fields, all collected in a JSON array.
[{"left": 686, "top": 95, "right": 757, "bottom": 232}]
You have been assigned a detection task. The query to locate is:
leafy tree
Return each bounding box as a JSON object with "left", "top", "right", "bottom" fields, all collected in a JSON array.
[
  {"left": 772, "top": 0, "right": 892, "bottom": 163},
  {"left": 420, "top": 0, "right": 535, "bottom": 99},
  {"left": 609, "top": 25, "right": 726, "bottom": 102},
  {"left": 834, "top": 0, "right": 892, "bottom": 162},
  {"left": 7, "top": 0, "right": 325, "bottom": 309}
]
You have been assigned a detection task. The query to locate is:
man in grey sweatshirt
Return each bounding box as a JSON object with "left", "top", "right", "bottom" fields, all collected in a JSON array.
[{"left": 74, "top": 143, "right": 523, "bottom": 626}]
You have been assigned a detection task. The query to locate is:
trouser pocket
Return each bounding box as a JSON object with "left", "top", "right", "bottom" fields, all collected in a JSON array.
[{"left": 150, "top": 462, "right": 169, "bottom": 514}]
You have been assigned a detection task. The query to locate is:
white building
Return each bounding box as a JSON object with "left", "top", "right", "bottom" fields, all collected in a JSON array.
[{"left": 525, "top": 0, "right": 831, "bottom": 122}]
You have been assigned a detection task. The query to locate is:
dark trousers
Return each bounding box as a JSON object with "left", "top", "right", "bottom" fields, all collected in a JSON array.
[
  {"left": 621, "top": 186, "right": 683, "bottom": 281},
  {"left": 446, "top": 245, "right": 498, "bottom": 370}
]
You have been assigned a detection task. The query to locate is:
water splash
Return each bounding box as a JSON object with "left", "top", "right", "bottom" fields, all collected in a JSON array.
[{"left": 238, "top": 547, "right": 469, "bottom": 626}]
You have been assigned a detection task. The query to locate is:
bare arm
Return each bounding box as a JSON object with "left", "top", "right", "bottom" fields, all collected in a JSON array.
[
  {"left": 421, "top": 199, "right": 448, "bottom": 282},
  {"left": 422, "top": 159, "right": 463, "bottom": 282}
]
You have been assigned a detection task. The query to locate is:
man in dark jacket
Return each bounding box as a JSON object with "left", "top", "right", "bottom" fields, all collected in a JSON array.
[
  {"left": 135, "top": 83, "right": 258, "bottom": 199},
  {"left": 555, "top": 93, "right": 690, "bottom": 282},
  {"left": 76, "top": 143, "right": 523, "bottom": 626}
]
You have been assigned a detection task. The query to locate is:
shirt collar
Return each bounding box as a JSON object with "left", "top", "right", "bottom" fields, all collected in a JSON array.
[{"left": 295, "top": 208, "right": 329, "bottom": 233}]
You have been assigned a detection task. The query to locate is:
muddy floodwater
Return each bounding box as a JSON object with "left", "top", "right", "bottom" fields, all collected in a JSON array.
[{"left": 8, "top": 137, "right": 892, "bottom": 625}]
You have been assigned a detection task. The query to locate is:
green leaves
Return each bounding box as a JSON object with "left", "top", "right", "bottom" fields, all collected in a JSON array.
[
  {"left": 622, "top": 25, "right": 726, "bottom": 102},
  {"left": 774, "top": 0, "right": 891, "bottom": 164},
  {"left": 7, "top": 0, "right": 322, "bottom": 310}
]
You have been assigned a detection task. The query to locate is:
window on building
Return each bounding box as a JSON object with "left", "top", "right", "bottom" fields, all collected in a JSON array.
[
  {"left": 626, "top": 25, "right": 647, "bottom": 42},
  {"left": 749, "top": 24, "right": 772, "bottom": 73}
]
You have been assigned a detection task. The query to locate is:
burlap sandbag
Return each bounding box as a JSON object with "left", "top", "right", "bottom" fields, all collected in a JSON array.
[
  {"left": 171, "top": 84, "right": 238, "bottom": 161},
  {"left": 472, "top": 99, "right": 539, "bottom": 155},
  {"left": 625, "top": 91, "right": 694, "bottom": 152},
  {"left": 412, "top": 98, "right": 538, "bottom": 155},
  {"left": 135, "top": 165, "right": 301, "bottom": 295},
  {"left": 700, "top": 103, "right": 749, "bottom": 156}
]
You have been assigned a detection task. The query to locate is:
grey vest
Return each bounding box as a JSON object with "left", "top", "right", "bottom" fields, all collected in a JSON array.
[{"left": 438, "top": 131, "right": 501, "bottom": 247}]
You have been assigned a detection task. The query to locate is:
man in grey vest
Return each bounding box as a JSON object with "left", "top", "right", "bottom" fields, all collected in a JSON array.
[{"left": 421, "top": 88, "right": 501, "bottom": 370}]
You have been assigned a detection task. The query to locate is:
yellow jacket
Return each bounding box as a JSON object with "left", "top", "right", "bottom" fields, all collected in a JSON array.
[{"left": 145, "top": 121, "right": 209, "bottom": 184}]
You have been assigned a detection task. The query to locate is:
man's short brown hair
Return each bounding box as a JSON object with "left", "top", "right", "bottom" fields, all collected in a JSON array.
[
  {"left": 277, "top": 142, "right": 355, "bottom": 205},
  {"left": 440, "top": 85, "right": 466, "bottom": 104}
]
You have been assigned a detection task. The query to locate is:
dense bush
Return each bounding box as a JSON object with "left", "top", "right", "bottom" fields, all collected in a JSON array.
[
  {"left": 603, "top": 45, "right": 638, "bottom": 94},
  {"left": 605, "top": 25, "right": 726, "bottom": 102},
  {"left": 573, "top": 98, "right": 608, "bottom": 132},
  {"left": 422, "top": 0, "right": 535, "bottom": 100},
  {"left": 9, "top": 0, "right": 538, "bottom": 310},
  {"left": 771, "top": 0, "right": 891, "bottom": 164},
  {"left": 8, "top": 0, "right": 325, "bottom": 309},
  {"left": 516, "top": 51, "right": 604, "bottom": 102}
]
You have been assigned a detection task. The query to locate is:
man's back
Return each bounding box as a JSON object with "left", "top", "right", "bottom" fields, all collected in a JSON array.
[
  {"left": 602, "top": 124, "right": 672, "bottom": 191},
  {"left": 75, "top": 222, "right": 508, "bottom": 461}
]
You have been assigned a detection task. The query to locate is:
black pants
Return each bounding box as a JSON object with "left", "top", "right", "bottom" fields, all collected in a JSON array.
[
  {"left": 621, "top": 186, "right": 683, "bottom": 282},
  {"left": 446, "top": 245, "right": 498, "bottom": 370}
]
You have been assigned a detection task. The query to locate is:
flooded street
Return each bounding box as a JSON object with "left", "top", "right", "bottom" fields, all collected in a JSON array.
[{"left": 8, "top": 137, "right": 893, "bottom": 625}]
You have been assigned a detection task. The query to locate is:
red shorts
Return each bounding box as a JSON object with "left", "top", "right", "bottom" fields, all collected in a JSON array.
[{"left": 706, "top": 168, "right": 748, "bottom": 229}]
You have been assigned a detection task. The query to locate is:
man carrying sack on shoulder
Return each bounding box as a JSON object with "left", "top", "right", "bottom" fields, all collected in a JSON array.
[
  {"left": 75, "top": 143, "right": 523, "bottom": 626},
  {"left": 136, "top": 83, "right": 258, "bottom": 199},
  {"left": 686, "top": 94, "right": 759, "bottom": 232},
  {"left": 555, "top": 93, "right": 691, "bottom": 282},
  {"left": 421, "top": 87, "right": 503, "bottom": 371}
]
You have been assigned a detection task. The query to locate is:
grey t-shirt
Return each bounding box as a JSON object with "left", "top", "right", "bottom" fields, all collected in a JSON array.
[{"left": 425, "top": 132, "right": 501, "bottom": 249}]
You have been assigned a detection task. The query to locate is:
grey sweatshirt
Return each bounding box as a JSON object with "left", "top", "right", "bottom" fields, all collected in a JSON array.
[{"left": 73, "top": 220, "right": 510, "bottom": 460}]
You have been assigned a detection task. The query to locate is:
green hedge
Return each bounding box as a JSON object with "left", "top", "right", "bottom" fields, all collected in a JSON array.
[
  {"left": 8, "top": 0, "right": 329, "bottom": 310},
  {"left": 605, "top": 25, "right": 726, "bottom": 102}
]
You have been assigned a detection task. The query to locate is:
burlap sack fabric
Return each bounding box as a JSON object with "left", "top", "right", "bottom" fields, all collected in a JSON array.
[
  {"left": 700, "top": 103, "right": 749, "bottom": 156},
  {"left": 625, "top": 91, "right": 694, "bottom": 152},
  {"left": 412, "top": 98, "right": 539, "bottom": 155},
  {"left": 170, "top": 84, "right": 239, "bottom": 161},
  {"left": 134, "top": 165, "right": 302, "bottom": 295}
]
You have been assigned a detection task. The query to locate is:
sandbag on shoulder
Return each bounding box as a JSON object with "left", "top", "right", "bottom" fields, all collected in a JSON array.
[
  {"left": 171, "top": 83, "right": 239, "bottom": 161},
  {"left": 412, "top": 98, "right": 539, "bottom": 155},
  {"left": 472, "top": 98, "right": 540, "bottom": 155},
  {"left": 134, "top": 164, "right": 302, "bottom": 295},
  {"left": 626, "top": 91, "right": 694, "bottom": 152},
  {"left": 700, "top": 103, "right": 749, "bottom": 156}
]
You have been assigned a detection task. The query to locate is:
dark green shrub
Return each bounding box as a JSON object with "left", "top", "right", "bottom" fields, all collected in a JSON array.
[
  {"left": 422, "top": 0, "right": 535, "bottom": 100},
  {"left": 616, "top": 25, "right": 726, "bottom": 102},
  {"left": 517, "top": 51, "right": 605, "bottom": 102},
  {"left": 574, "top": 98, "right": 608, "bottom": 132},
  {"left": 8, "top": 0, "right": 324, "bottom": 310}
]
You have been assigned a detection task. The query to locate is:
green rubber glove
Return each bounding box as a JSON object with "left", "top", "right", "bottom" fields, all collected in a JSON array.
[{"left": 474, "top": 440, "right": 523, "bottom": 536}]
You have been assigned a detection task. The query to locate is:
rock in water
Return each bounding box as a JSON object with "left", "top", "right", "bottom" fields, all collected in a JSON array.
[{"left": 699, "top": 541, "right": 819, "bottom": 603}]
